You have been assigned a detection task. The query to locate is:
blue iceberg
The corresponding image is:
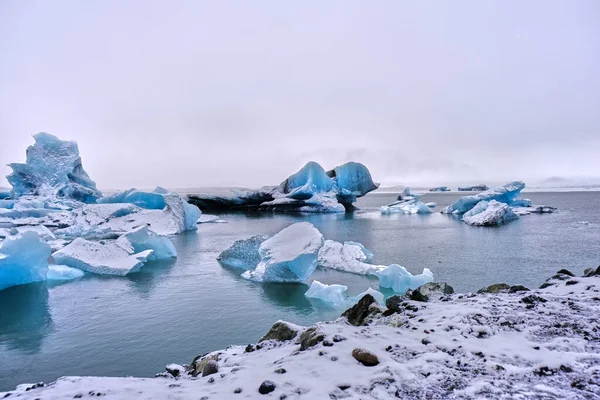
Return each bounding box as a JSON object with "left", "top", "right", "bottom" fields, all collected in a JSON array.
[
  {"left": 217, "top": 235, "right": 270, "bottom": 270},
  {"left": 279, "top": 161, "right": 334, "bottom": 200},
  {"left": 0, "top": 232, "right": 51, "bottom": 291},
  {"left": 98, "top": 188, "right": 168, "bottom": 209},
  {"left": 429, "top": 186, "right": 450, "bottom": 192},
  {"left": 327, "top": 162, "right": 379, "bottom": 205},
  {"left": 7, "top": 132, "right": 101, "bottom": 202},
  {"left": 443, "top": 181, "right": 525, "bottom": 214},
  {"left": 305, "top": 280, "right": 385, "bottom": 308},
  {"left": 115, "top": 226, "right": 177, "bottom": 261},
  {"left": 241, "top": 222, "right": 324, "bottom": 282},
  {"left": 375, "top": 264, "right": 434, "bottom": 294}
]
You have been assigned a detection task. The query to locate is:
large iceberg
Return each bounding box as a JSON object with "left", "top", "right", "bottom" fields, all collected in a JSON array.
[
  {"left": 217, "top": 235, "right": 270, "bottom": 270},
  {"left": 7, "top": 132, "right": 101, "bottom": 202},
  {"left": 462, "top": 200, "right": 519, "bottom": 226},
  {"left": 0, "top": 232, "right": 51, "bottom": 291},
  {"left": 304, "top": 280, "right": 385, "bottom": 308},
  {"left": 317, "top": 240, "right": 380, "bottom": 275},
  {"left": 53, "top": 227, "right": 176, "bottom": 275},
  {"left": 241, "top": 222, "right": 324, "bottom": 282},
  {"left": 375, "top": 264, "right": 434, "bottom": 293},
  {"left": 444, "top": 181, "right": 525, "bottom": 214},
  {"left": 188, "top": 161, "right": 379, "bottom": 213}
]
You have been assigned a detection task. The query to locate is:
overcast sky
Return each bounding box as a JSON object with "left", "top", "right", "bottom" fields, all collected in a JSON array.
[{"left": 1, "top": 0, "right": 599, "bottom": 190}]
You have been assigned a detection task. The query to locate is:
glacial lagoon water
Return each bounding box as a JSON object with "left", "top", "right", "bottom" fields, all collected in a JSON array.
[{"left": 1, "top": 191, "right": 599, "bottom": 390}]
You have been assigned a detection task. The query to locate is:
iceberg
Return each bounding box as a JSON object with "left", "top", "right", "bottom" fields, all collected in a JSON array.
[
  {"left": 98, "top": 188, "right": 168, "bottom": 209},
  {"left": 511, "top": 198, "right": 532, "bottom": 207},
  {"left": 115, "top": 226, "right": 177, "bottom": 261},
  {"left": 462, "top": 200, "right": 519, "bottom": 226},
  {"left": 326, "top": 162, "right": 379, "bottom": 206},
  {"left": 381, "top": 200, "right": 432, "bottom": 215},
  {"left": 279, "top": 161, "right": 334, "bottom": 200},
  {"left": 47, "top": 265, "right": 85, "bottom": 281},
  {"left": 375, "top": 264, "right": 434, "bottom": 294},
  {"left": 0, "top": 225, "right": 56, "bottom": 241},
  {"left": 317, "top": 240, "right": 379, "bottom": 275},
  {"left": 429, "top": 186, "right": 450, "bottom": 192},
  {"left": 241, "top": 222, "right": 324, "bottom": 282},
  {"left": 305, "top": 280, "right": 385, "bottom": 308},
  {"left": 458, "top": 185, "right": 489, "bottom": 191},
  {"left": 7, "top": 132, "right": 101, "bottom": 202},
  {"left": 187, "top": 187, "right": 275, "bottom": 210},
  {"left": 425, "top": 202, "right": 437, "bottom": 208},
  {"left": 217, "top": 235, "right": 270, "bottom": 270},
  {"left": 443, "top": 181, "right": 525, "bottom": 214},
  {"left": 0, "top": 232, "right": 51, "bottom": 291},
  {"left": 52, "top": 238, "right": 154, "bottom": 276}
]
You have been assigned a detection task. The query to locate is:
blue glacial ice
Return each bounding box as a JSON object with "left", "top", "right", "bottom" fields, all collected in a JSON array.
[
  {"left": 317, "top": 240, "right": 378, "bottom": 275},
  {"left": 429, "top": 186, "right": 450, "bottom": 192},
  {"left": 327, "top": 161, "right": 380, "bottom": 205},
  {"left": 304, "top": 280, "right": 385, "bottom": 308},
  {"left": 380, "top": 187, "right": 433, "bottom": 215},
  {"left": 7, "top": 132, "right": 101, "bottom": 202},
  {"left": 0, "top": 232, "right": 51, "bottom": 291},
  {"left": 462, "top": 200, "right": 519, "bottom": 226},
  {"left": 280, "top": 161, "right": 334, "bottom": 200},
  {"left": 217, "top": 235, "right": 270, "bottom": 270},
  {"left": 0, "top": 189, "right": 10, "bottom": 199},
  {"left": 458, "top": 185, "right": 489, "bottom": 191},
  {"left": 241, "top": 222, "right": 324, "bottom": 282},
  {"left": 98, "top": 188, "right": 168, "bottom": 209},
  {"left": 47, "top": 265, "right": 85, "bottom": 281},
  {"left": 375, "top": 264, "right": 434, "bottom": 294},
  {"left": 443, "top": 181, "right": 525, "bottom": 214},
  {"left": 115, "top": 226, "right": 177, "bottom": 261}
]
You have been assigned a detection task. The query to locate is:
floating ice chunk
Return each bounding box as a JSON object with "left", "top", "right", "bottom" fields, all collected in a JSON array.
[
  {"left": 511, "top": 198, "right": 532, "bottom": 207},
  {"left": 381, "top": 200, "right": 432, "bottom": 215},
  {"left": 47, "top": 264, "right": 85, "bottom": 281},
  {"left": 458, "top": 185, "right": 489, "bottom": 191},
  {"left": 7, "top": 132, "right": 101, "bottom": 202},
  {"left": 197, "top": 214, "right": 227, "bottom": 224},
  {"left": 0, "top": 232, "right": 51, "bottom": 291},
  {"left": 98, "top": 188, "right": 167, "bottom": 209},
  {"left": 242, "top": 222, "right": 324, "bottom": 282},
  {"left": 0, "top": 225, "right": 55, "bottom": 241},
  {"left": 462, "top": 200, "right": 519, "bottom": 226},
  {"left": 53, "top": 238, "right": 153, "bottom": 276},
  {"left": 429, "top": 186, "right": 449, "bottom": 192},
  {"left": 354, "top": 287, "right": 385, "bottom": 306},
  {"left": 259, "top": 193, "right": 346, "bottom": 213},
  {"left": 444, "top": 181, "right": 525, "bottom": 214},
  {"left": 326, "top": 161, "right": 379, "bottom": 204},
  {"left": 279, "top": 161, "right": 334, "bottom": 200},
  {"left": 375, "top": 264, "right": 434, "bottom": 294},
  {"left": 426, "top": 202, "right": 437, "bottom": 208},
  {"left": 187, "top": 187, "right": 275, "bottom": 210},
  {"left": 317, "top": 240, "right": 378, "bottom": 275},
  {"left": 217, "top": 235, "right": 270, "bottom": 270},
  {"left": 115, "top": 226, "right": 176, "bottom": 261},
  {"left": 305, "top": 280, "right": 351, "bottom": 308}
]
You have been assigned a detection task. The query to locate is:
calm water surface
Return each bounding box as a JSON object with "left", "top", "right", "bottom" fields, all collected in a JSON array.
[{"left": 1, "top": 191, "right": 599, "bottom": 390}]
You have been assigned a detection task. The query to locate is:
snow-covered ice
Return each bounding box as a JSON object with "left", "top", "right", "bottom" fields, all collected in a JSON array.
[
  {"left": 317, "top": 240, "right": 379, "bottom": 275},
  {"left": 242, "top": 222, "right": 324, "bottom": 282},
  {"left": 0, "top": 225, "right": 56, "bottom": 241},
  {"left": 444, "top": 181, "right": 525, "bottom": 214},
  {"left": 305, "top": 280, "right": 385, "bottom": 308},
  {"left": 7, "top": 132, "right": 101, "bottom": 202},
  {"left": 0, "top": 232, "right": 51, "bottom": 291},
  {"left": 462, "top": 200, "right": 520, "bottom": 226},
  {"left": 375, "top": 264, "right": 434, "bottom": 293},
  {"left": 115, "top": 226, "right": 177, "bottom": 261}
]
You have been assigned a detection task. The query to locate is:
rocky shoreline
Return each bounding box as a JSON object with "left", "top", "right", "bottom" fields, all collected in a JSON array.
[{"left": 3, "top": 266, "right": 600, "bottom": 399}]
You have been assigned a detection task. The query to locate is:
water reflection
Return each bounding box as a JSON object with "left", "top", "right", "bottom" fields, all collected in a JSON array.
[
  {"left": 261, "top": 282, "right": 313, "bottom": 312},
  {"left": 0, "top": 282, "right": 52, "bottom": 353},
  {"left": 126, "top": 258, "right": 177, "bottom": 296}
]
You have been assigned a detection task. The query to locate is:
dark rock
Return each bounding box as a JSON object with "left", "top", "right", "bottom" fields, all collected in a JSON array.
[
  {"left": 202, "top": 360, "right": 219, "bottom": 377},
  {"left": 258, "top": 380, "right": 276, "bottom": 395},
  {"left": 557, "top": 269, "right": 575, "bottom": 277},
  {"left": 385, "top": 295, "right": 403, "bottom": 312},
  {"left": 260, "top": 321, "right": 299, "bottom": 343},
  {"left": 274, "top": 368, "right": 287, "bottom": 374},
  {"left": 342, "top": 294, "right": 376, "bottom": 326},
  {"left": 234, "top": 388, "right": 242, "bottom": 394},
  {"left": 351, "top": 348, "right": 379, "bottom": 366},
  {"left": 421, "top": 338, "right": 431, "bottom": 345},
  {"left": 331, "top": 356, "right": 338, "bottom": 361},
  {"left": 323, "top": 340, "right": 333, "bottom": 347},
  {"left": 583, "top": 266, "right": 600, "bottom": 277},
  {"left": 279, "top": 395, "right": 287, "bottom": 400},
  {"left": 406, "top": 282, "right": 455, "bottom": 302},
  {"left": 332, "top": 335, "right": 346, "bottom": 343},
  {"left": 509, "top": 285, "right": 530, "bottom": 293},
  {"left": 560, "top": 365, "right": 573, "bottom": 373},
  {"left": 521, "top": 295, "right": 547, "bottom": 305},
  {"left": 478, "top": 283, "right": 510, "bottom": 294},
  {"left": 207, "top": 377, "right": 214, "bottom": 383},
  {"left": 539, "top": 282, "right": 556, "bottom": 289},
  {"left": 566, "top": 280, "right": 579, "bottom": 286},
  {"left": 191, "top": 353, "right": 220, "bottom": 377},
  {"left": 338, "top": 385, "right": 351, "bottom": 390},
  {"left": 299, "top": 327, "right": 325, "bottom": 350},
  {"left": 245, "top": 344, "right": 255, "bottom": 353}
]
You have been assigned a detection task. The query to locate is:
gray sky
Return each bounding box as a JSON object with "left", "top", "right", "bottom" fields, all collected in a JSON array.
[{"left": 1, "top": 0, "right": 599, "bottom": 190}]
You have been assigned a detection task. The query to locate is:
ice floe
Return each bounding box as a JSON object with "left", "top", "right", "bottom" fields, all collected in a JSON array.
[
  {"left": 0, "top": 232, "right": 51, "bottom": 291},
  {"left": 375, "top": 264, "right": 434, "bottom": 293},
  {"left": 304, "top": 280, "right": 385, "bottom": 308},
  {"left": 462, "top": 200, "right": 520, "bottom": 226},
  {"left": 317, "top": 240, "right": 379, "bottom": 275}
]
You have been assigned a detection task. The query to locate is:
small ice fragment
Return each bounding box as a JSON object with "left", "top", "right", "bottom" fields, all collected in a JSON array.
[{"left": 375, "top": 264, "right": 434, "bottom": 294}]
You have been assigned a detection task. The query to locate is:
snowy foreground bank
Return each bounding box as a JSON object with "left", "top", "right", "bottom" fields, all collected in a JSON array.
[{"left": 4, "top": 268, "right": 600, "bottom": 399}]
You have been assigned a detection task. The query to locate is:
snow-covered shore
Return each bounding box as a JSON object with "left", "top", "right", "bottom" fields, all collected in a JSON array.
[{"left": 3, "top": 268, "right": 600, "bottom": 399}]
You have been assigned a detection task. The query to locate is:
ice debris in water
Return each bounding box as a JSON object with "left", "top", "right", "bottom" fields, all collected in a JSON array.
[
  {"left": 443, "top": 181, "right": 525, "bottom": 214},
  {"left": 375, "top": 264, "right": 434, "bottom": 293},
  {"left": 0, "top": 232, "right": 51, "bottom": 291},
  {"left": 317, "top": 240, "right": 380, "bottom": 275},
  {"left": 462, "top": 200, "right": 519, "bottom": 226},
  {"left": 217, "top": 235, "right": 270, "bottom": 270},
  {"left": 53, "top": 227, "right": 176, "bottom": 276},
  {"left": 381, "top": 188, "right": 433, "bottom": 215},
  {"left": 242, "top": 222, "right": 324, "bottom": 282},
  {"left": 7, "top": 132, "right": 101, "bottom": 202},
  {"left": 47, "top": 264, "right": 85, "bottom": 281},
  {"left": 304, "top": 280, "right": 385, "bottom": 308}
]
